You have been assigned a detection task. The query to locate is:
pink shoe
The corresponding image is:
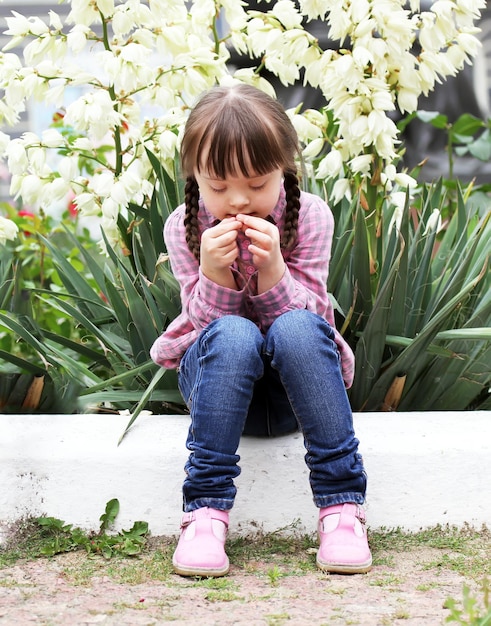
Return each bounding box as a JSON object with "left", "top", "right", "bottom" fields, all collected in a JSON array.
[
  {"left": 317, "top": 503, "right": 372, "bottom": 574},
  {"left": 172, "top": 507, "right": 230, "bottom": 577}
]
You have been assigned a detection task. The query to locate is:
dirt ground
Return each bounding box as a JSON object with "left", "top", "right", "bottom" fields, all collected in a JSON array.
[{"left": 0, "top": 527, "right": 490, "bottom": 626}]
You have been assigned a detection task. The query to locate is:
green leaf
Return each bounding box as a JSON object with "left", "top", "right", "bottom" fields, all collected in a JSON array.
[
  {"left": 80, "top": 389, "right": 183, "bottom": 404},
  {"left": 450, "top": 113, "right": 484, "bottom": 137},
  {"left": 100, "top": 498, "right": 120, "bottom": 531},
  {"left": 360, "top": 262, "right": 487, "bottom": 410},
  {"left": 352, "top": 202, "right": 373, "bottom": 324},
  {"left": 416, "top": 111, "right": 448, "bottom": 128},
  {"left": 469, "top": 129, "right": 491, "bottom": 161},
  {"left": 350, "top": 230, "right": 406, "bottom": 409},
  {"left": 0, "top": 350, "right": 47, "bottom": 376},
  {"left": 118, "top": 366, "right": 167, "bottom": 444}
]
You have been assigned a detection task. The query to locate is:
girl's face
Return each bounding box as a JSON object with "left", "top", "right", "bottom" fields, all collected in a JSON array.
[{"left": 194, "top": 157, "right": 283, "bottom": 222}]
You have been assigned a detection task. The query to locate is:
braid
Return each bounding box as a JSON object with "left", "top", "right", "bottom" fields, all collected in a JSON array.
[
  {"left": 281, "top": 171, "right": 301, "bottom": 250},
  {"left": 184, "top": 176, "right": 200, "bottom": 261}
]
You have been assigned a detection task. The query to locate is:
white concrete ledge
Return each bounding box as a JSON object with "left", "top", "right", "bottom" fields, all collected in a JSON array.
[{"left": 1, "top": 412, "right": 490, "bottom": 538}]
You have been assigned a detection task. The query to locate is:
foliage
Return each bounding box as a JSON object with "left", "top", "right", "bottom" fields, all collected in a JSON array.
[
  {"left": 0, "top": 205, "right": 100, "bottom": 412},
  {"left": 445, "top": 579, "right": 491, "bottom": 626},
  {"left": 0, "top": 1, "right": 489, "bottom": 420},
  {"left": 0, "top": 156, "right": 183, "bottom": 416},
  {"left": 326, "top": 176, "right": 491, "bottom": 411},
  {"left": 35, "top": 498, "right": 148, "bottom": 559},
  {"left": 400, "top": 110, "right": 491, "bottom": 182},
  {"left": 0, "top": 372, "right": 79, "bottom": 414},
  {"left": 0, "top": 202, "right": 98, "bottom": 352}
]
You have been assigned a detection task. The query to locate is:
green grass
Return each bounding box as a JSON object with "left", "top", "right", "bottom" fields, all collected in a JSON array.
[
  {"left": 1, "top": 518, "right": 490, "bottom": 586},
  {"left": 370, "top": 524, "right": 491, "bottom": 580},
  {"left": 1, "top": 520, "right": 491, "bottom": 625}
]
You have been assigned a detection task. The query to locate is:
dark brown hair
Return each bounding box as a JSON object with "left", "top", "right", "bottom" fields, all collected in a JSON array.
[{"left": 181, "top": 83, "right": 301, "bottom": 260}]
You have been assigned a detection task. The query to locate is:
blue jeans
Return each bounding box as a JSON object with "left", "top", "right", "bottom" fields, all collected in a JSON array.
[{"left": 178, "top": 310, "right": 367, "bottom": 512}]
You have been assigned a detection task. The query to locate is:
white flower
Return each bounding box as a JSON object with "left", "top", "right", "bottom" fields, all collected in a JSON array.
[
  {"left": 349, "top": 153, "right": 373, "bottom": 175},
  {"left": 387, "top": 191, "right": 409, "bottom": 234},
  {"left": 0, "top": 216, "right": 19, "bottom": 245},
  {"left": 298, "top": 0, "right": 328, "bottom": 20},
  {"left": 220, "top": 0, "right": 248, "bottom": 30},
  {"left": 49, "top": 10, "right": 63, "bottom": 31},
  {"left": 19, "top": 174, "right": 44, "bottom": 207},
  {"left": 67, "top": 0, "right": 103, "bottom": 27},
  {"left": 0, "top": 0, "right": 485, "bottom": 237},
  {"left": 302, "top": 47, "right": 324, "bottom": 88},
  {"left": 41, "top": 128, "right": 65, "bottom": 148},
  {"left": 67, "top": 24, "right": 91, "bottom": 54},
  {"left": 0, "top": 131, "right": 10, "bottom": 156},
  {"left": 331, "top": 178, "right": 352, "bottom": 204},
  {"left": 424, "top": 208, "right": 443, "bottom": 235},
  {"left": 6, "top": 138, "right": 29, "bottom": 175},
  {"left": 4, "top": 11, "right": 49, "bottom": 38},
  {"left": 100, "top": 216, "right": 119, "bottom": 245},
  {"left": 302, "top": 138, "right": 325, "bottom": 160},
  {"left": 158, "top": 130, "right": 178, "bottom": 160},
  {"left": 272, "top": 1, "right": 303, "bottom": 29},
  {"left": 317, "top": 149, "right": 344, "bottom": 180},
  {"left": 394, "top": 172, "right": 417, "bottom": 189},
  {"left": 102, "top": 196, "right": 120, "bottom": 222},
  {"left": 112, "top": 1, "right": 142, "bottom": 37},
  {"left": 397, "top": 87, "right": 419, "bottom": 114},
  {"left": 96, "top": 0, "right": 115, "bottom": 18},
  {"left": 64, "top": 91, "right": 123, "bottom": 141},
  {"left": 58, "top": 156, "right": 79, "bottom": 183},
  {"left": 41, "top": 177, "right": 70, "bottom": 206},
  {"left": 92, "top": 171, "right": 115, "bottom": 197},
  {"left": 232, "top": 70, "right": 277, "bottom": 98},
  {"left": 74, "top": 192, "right": 100, "bottom": 216},
  {"left": 189, "top": 0, "right": 216, "bottom": 25},
  {"left": 289, "top": 111, "right": 323, "bottom": 143},
  {"left": 28, "top": 145, "right": 47, "bottom": 176}
]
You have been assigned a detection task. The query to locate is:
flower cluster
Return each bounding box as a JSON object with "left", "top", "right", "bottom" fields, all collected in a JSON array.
[{"left": 0, "top": 0, "right": 485, "bottom": 245}]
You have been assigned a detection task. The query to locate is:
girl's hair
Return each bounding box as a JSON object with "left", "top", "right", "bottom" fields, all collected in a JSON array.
[{"left": 181, "top": 83, "right": 301, "bottom": 260}]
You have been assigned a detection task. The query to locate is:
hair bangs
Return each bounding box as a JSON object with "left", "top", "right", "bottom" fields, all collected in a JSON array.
[{"left": 196, "top": 105, "right": 285, "bottom": 179}]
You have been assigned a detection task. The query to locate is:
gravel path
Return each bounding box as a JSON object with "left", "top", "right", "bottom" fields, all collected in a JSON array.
[{"left": 0, "top": 528, "right": 489, "bottom": 625}]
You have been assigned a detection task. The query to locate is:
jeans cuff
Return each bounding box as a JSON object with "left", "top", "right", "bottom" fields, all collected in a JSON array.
[
  {"left": 314, "top": 493, "right": 365, "bottom": 509},
  {"left": 184, "top": 497, "right": 235, "bottom": 513}
]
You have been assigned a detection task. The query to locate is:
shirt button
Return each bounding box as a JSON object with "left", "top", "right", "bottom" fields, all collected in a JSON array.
[{"left": 246, "top": 265, "right": 255, "bottom": 275}]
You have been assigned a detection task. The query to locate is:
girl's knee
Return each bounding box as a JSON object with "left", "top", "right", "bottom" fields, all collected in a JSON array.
[
  {"left": 270, "top": 309, "right": 332, "bottom": 338},
  {"left": 267, "top": 310, "right": 337, "bottom": 355},
  {"left": 204, "top": 315, "right": 263, "bottom": 355}
]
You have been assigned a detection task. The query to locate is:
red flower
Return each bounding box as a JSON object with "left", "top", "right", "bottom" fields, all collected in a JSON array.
[
  {"left": 18, "top": 209, "right": 35, "bottom": 218},
  {"left": 68, "top": 199, "right": 78, "bottom": 218},
  {"left": 52, "top": 109, "right": 65, "bottom": 123},
  {"left": 17, "top": 209, "right": 35, "bottom": 236}
]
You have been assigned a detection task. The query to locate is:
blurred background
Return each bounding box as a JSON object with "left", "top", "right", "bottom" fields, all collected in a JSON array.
[{"left": 1, "top": 0, "right": 491, "bottom": 200}]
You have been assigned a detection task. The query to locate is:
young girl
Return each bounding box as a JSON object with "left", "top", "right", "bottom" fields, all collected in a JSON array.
[{"left": 150, "top": 83, "right": 371, "bottom": 577}]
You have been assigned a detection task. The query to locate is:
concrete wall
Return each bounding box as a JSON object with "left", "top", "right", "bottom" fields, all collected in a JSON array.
[{"left": 1, "top": 412, "right": 490, "bottom": 539}]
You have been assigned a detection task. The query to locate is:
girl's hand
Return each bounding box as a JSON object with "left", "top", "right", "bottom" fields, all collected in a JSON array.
[
  {"left": 236, "top": 214, "right": 286, "bottom": 293},
  {"left": 200, "top": 218, "right": 241, "bottom": 289}
]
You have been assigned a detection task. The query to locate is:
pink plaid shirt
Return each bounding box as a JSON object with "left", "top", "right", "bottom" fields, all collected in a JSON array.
[{"left": 150, "top": 187, "right": 355, "bottom": 387}]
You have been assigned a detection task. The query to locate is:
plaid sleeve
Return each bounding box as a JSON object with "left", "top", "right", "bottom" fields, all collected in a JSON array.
[
  {"left": 165, "top": 209, "right": 245, "bottom": 326},
  {"left": 150, "top": 206, "right": 247, "bottom": 368}
]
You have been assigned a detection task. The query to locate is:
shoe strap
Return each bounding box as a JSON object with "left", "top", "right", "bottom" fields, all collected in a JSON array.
[
  {"left": 181, "top": 507, "right": 229, "bottom": 529},
  {"left": 319, "top": 503, "right": 366, "bottom": 525}
]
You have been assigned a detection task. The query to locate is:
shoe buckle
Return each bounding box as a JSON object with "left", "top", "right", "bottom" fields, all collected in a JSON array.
[
  {"left": 180, "top": 511, "right": 195, "bottom": 529},
  {"left": 355, "top": 506, "right": 366, "bottom": 525}
]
